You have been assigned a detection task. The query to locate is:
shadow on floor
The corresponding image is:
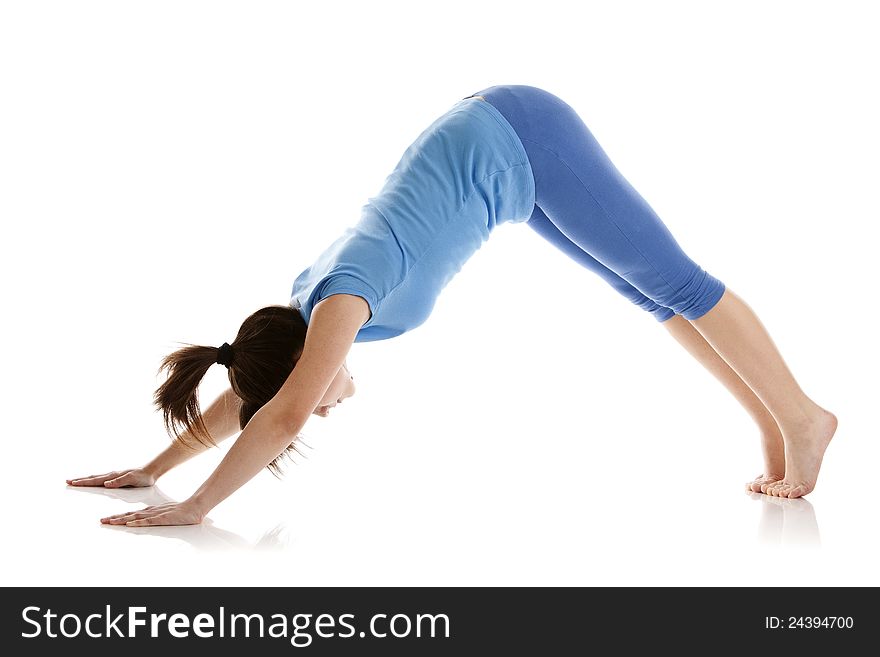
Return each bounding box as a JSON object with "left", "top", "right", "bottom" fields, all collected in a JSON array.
[{"left": 67, "top": 484, "right": 289, "bottom": 551}]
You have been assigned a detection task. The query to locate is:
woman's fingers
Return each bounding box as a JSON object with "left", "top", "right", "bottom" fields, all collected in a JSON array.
[
  {"left": 67, "top": 472, "right": 118, "bottom": 486},
  {"left": 99, "top": 501, "right": 200, "bottom": 527},
  {"left": 101, "top": 512, "right": 142, "bottom": 523},
  {"left": 102, "top": 512, "right": 149, "bottom": 525},
  {"left": 102, "top": 508, "right": 148, "bottom": 520},
  {"left": 70, "top": 468, "right": 154, "bottom": 489},
  {"left": 102, "top": 512, "right": 152, "bottom": 525},
  {"left": 100, "top": 505, "right": 162, "bottom": 523},
  {"left": 104, "top": 473, "right": 133, "bottom": 488},
  {"left": 126, "top": 513, "right": 174, "bottom": 527}
]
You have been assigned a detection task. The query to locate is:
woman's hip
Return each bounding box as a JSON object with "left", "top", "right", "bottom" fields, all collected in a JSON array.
[{"left": 466, "top": 85, "right": 592, "bottom": 156}]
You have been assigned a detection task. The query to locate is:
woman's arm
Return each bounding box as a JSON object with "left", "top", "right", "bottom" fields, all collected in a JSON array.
[
  {"left": 143, "top": 386, "right": 244, "bottom": 478},
  {"left": 100, "top": 293, "right": 371, "bottom": 526},
  {"left": 68, "top": 387, "right": 243, "bottom": 488}
]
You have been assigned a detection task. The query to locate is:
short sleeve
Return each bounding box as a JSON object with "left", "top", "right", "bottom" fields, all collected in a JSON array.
[{"left": 314, "top": 273, "right": 379, "bottom": 327}]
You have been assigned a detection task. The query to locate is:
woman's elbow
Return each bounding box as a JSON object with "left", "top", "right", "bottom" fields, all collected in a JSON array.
[{"left": 253, "top": 403, "right": 308, "bottom": 445}]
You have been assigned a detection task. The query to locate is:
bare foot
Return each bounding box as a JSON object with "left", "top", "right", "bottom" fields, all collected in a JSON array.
[
  {"left": 762, "top": 409, "right": 837, "bottom": 498},
  {"left": 746, "top": 472, "right": 784, "bottom": 493},
  {"left": 746, "top": 427, "right": 786, "bottom": 493}
]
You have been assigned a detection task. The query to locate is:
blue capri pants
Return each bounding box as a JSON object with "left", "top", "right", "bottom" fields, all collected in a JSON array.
[{"left": 467, "top": 85, "right": 725, "bottom": 322}]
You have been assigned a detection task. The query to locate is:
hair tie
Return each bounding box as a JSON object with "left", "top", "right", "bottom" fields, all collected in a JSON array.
[{"left": 216, "top": 342, "right": 235, "bottom": 368}]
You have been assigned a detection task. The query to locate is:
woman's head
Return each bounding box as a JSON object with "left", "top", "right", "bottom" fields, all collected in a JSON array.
[{"left": 152, "top": 304, "right": 354, "bottom": 474}]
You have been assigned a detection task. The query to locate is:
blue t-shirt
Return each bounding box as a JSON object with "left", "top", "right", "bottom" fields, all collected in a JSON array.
[{"left": 290, "top": 96, "right": 535, "bottom": 342}]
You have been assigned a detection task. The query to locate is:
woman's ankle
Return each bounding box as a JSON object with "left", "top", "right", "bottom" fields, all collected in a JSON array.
[{"left": 776, "top": 401, "right": 833, "bottom": 437}]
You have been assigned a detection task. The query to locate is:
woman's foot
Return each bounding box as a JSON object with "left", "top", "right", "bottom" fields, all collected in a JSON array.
[
  {"left": 746, "top": 472, "right": 784, "bottom": 493},
  {"left": 745, "top": 426, "right": 786, "bottom": 493},
  {"left": 762, "top": 409, "right": 837, "bottom": 498}
]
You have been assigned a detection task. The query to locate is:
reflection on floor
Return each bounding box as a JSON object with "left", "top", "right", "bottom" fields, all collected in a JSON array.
[
  {"left": 68, "top": 485, "right": 824, "bottom": 552},
  {"left": 747, "top": 492, "right": 820, "bottom": 547},
  {"left": 36, "top": 473, "right": 871, "bottom": 587},
  {"left": 67, "top": 485, "right": 289, "bottom": 551}
]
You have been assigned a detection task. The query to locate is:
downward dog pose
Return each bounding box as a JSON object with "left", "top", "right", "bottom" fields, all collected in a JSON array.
[{"left": 69, "top": 85, "right": 836, "bottom": 526}]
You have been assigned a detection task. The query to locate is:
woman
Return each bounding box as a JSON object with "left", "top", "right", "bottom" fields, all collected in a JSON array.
[{"left": 68, "top": 85, "right": 837, "bottom": 526}]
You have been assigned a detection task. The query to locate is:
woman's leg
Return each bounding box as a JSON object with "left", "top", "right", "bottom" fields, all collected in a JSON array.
[
  {"left": 528, "top": 205, "right": 785, "bottom": 491},
  {"left": 526, "top": 205, "right": 674, "bottom": 321},
  {"left": 479, "top": 84, "right": 835, "bottom": 497},
  {"left": 690, "top": 290, "right": 836, "bottom": 498},
  {"left": 661, "top": 315, "right": 786, "bottom": 491}
]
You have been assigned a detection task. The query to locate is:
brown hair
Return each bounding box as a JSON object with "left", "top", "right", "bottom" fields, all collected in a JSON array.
[{"left": 152, "top": 304, "right": 309, "bottom": 475}]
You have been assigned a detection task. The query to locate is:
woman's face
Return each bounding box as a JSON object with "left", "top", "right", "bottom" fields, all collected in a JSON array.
[{"left": 313, "top": 360, "right": 356, "bottom": 417}]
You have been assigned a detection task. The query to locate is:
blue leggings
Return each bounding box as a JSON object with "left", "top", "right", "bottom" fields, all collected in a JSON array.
[{"left": 467, "top": 85, "right": 725, "bottom": 322}]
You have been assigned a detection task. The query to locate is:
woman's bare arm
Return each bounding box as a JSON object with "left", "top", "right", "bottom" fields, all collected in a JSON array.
[
  {"left": 144, "top": 386, "right": 244, "bottom": 478},
  {"left": 68, "top": 387, "right": 244, "bottom": 488},
  {"left": 100, "top": 293, "right": 371, "bottom": 526}
]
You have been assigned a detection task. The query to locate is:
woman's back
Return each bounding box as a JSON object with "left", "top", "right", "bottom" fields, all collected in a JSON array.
[{"left": 290, "top": 96, "right": 535, "bottom": 342}]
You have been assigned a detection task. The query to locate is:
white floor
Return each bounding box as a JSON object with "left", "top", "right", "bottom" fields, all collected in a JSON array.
[
  {"left": 4, "top": 0, "right": 880, "bottom": 588},
  {"left": 7, "top": 407, "right": 877, "bottom": 587},
  {"left": 6, "top": 223, "right": 878, "bottom": 587},
  {"left": 6, "top": 226, "right": 880, "bottom": 586}
]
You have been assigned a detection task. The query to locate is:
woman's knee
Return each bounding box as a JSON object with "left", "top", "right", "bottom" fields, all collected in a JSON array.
[
  {"left": 627, "top": 292, "right": 675, "bottom": 321},
  {"left": 655, "top": 267, "right": 726, "bottom": 320}
]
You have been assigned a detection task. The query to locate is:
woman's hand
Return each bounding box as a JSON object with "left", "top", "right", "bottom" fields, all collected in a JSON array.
[
  {"left": 100, "top": 500, "right": 204, "bottom": 527},
  {"left": 67, "top": 468, "right": 156, "bottom": 489}
]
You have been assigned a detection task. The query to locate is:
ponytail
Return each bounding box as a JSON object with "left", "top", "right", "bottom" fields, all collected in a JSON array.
[
  {"left": 152, "top": 304, "right": 309, "bottom": 472},
  {"left": 153, "top": 344, "right": 225, "bottom": 449}
]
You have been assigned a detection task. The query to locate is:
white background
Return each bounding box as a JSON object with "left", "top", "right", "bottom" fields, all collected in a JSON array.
[{"left": 2, "top": 0, "right": 878, "bottom": 586}]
